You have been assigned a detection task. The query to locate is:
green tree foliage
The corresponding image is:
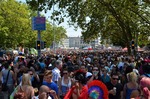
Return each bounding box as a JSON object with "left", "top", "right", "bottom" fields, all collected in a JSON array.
[
  {"left": 0, "top": 0, "right": 35, "bottom": 49},
  {"left": 27, "top": 0, "right": 150, "bottom": 54},
  {"left": 41, "top": 22, "right": 67, "bottom": 48},
  {"left": 0, "top": 0, "right": 67, "bottom": 49}
]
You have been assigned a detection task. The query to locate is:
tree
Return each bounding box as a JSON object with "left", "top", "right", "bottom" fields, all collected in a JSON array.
[
  {"left": 27, "top": 0, "right": 150, "bottom": 54},
  {"left": 0, "top": 0, "right": 36, "bottom": 49},
  {"left": 0, "top": 0, "right": 67, "bottom": 49},
  {"left": 41, "top": 22, "right": 67, "bottom": 48}
]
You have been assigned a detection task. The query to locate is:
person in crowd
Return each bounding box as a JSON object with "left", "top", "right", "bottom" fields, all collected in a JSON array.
[
  {"left": 141, "top": 62, "right": 150, "bottom": 78},
  {"left": 58, "top": 68, "right": 72, "bottom": 99},
  {"left": 93, "top": 58, "right": 100, "bottom": 69},
  {"left": 12, "top": 73, "right": 35, "bottom": 99},
  {"left": 21, "top": 73, "right": 35, "bottom": 98},
  {"left": 2, "top": 61, "right": 16, "bottom": 98},
  {"left": 80, "top": 65, "right": 86, "bottom": 72},
  {"left": 117, "top": 57, "right": 124, "bottom": 72},
  {"left": 38, "top": 58, "right": 46, "bottom": 73},
  {"left": 123, "top": 72, "right": 139, "bottom": 99},
  {"left": 52, "top": 60, "right": 63, "bottom": 84},
  {"left": 138, "top": 77, "right": 150, "bottom": 99},
  {"left": 29, "top": 68, "right": 40, "bottom": 88},
  {"left": 101, "top": 68, "right": 110, "bottom": 84},
  {"left": 111, "top": 64, "right": 119, "bottom": 74},
  {"left": 45, "top": 57, "right": 51, "bottom": 68},
  {"left": 34, "top": 85, "right": 58, "bottom": 99},
  {"left": 130, "top": 89, "right": 140, "bottom": 99},
  {"left": 121, "top": 65, "right": 133, "bottom": 86},
  {"left": 13, "top": 86, "right": 28, "bottom": 99},
  {"left": 43, "top": 70, "right": 58, "bottom": 98},
  {"left": 86, "top": 72, "right": 93, "bottom": 85},
  {"left": 18, "top": 68, "right": 39, "bottom": 85},
  {"left": 104, "top": 62, "right": 111, "bottom": 74},
  {"left": 16, "top": 65, "right": 28, "bottom": 84},
  {"left": 106, "top": 72, "right": 123, "bottom": 99},
  {"left": 18, "top": 56, "right": 27, "bottom": 67},
  {"left": 80, "top": 65, "right": 92, "bottom": 81},
  {"left": 64, "top": 69, "right": 88, "bottom": 99},
  {"left": 92, "top": 66, "right": 102, "bottom": 81}
]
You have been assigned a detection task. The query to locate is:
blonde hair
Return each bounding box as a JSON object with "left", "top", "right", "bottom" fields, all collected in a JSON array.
[
  {"left": 127, "top": 72, "right": 138, "bottom": 82},
  {"left": 22, "top": 74, "right": 32, "bottom": 86}
]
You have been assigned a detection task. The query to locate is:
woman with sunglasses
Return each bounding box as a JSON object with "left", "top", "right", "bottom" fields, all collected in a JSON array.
[
  {"left": 58, "top": 68, "right": 72, "bottom": 99},
  {"left": 92, "top": 66, "right": 102, "bottom": 81},
  {"left": 64, "top": 69, "right": 88, "bottom": 99}
]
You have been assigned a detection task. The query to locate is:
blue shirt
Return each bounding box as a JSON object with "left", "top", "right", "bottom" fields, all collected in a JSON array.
[
  {"left": 101, "top": 75, "right": 110, "bottom": 84},
  {"left": 42, "top": 81, "right": 58, "bottom": 99},
  {"left": 39, "top": 62, "right": 45, "bottom": 69}
]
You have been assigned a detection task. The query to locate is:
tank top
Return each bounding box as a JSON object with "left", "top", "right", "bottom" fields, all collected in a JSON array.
[
  {"left": 125, "top": 84, "right": 138, "bottom": 99},
  {"left": 61, "top": 77, "right": 71, "bottom": 95},
  {"left": 2, "top": 69, "right": 14, "bottom": 85}
]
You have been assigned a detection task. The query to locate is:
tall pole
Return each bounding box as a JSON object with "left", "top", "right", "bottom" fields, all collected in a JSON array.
[
  {"left": 37, "top": 9, "right": 41, "bottom": 57},
  {"left": 135, "top": 32, "right": 138, "bottom": 59}
]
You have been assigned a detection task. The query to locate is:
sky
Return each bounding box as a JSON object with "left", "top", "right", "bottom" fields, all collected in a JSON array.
[{"left": 17, "top": 0, "right": 82, "bottom": 37}]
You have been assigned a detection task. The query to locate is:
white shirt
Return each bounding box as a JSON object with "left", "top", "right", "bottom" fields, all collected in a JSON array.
[{"left": 52, "top": 67, "right": 61, "bottom": 83}]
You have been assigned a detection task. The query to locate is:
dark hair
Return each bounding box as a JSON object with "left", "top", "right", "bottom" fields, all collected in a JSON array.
[
  {"left": 125, "top": 66, "right": 133, "bottom": 76},
  {"left": 3, "top": 61, "right": 9, "bottom": 69},
  {"left": 74, "top": 70, "right": 86, "bottom": 84},
  {"left": 111, "top": 72, "right": 118, "bottom": 77},
  {"left": 142, "top": 63, "right": 150, "bottom": 74},
  {"left": 86, "top": 75, "right": 92, "bottom": 82},
  {"left": 39, "top": 58, "right": 43, "bottom": 62}
]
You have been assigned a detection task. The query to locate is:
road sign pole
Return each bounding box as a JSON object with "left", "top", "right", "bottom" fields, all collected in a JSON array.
[{"left": 37, "top": 10, "right": 41, "bottom": 57}]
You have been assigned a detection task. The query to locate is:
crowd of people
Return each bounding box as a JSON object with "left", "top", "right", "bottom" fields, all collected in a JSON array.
[{"left": 0, "top": 50, "right": 150, "bottom": 99}]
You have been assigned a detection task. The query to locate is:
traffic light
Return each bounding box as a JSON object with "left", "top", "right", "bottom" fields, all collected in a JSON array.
[
  {"left": 37, "top": 40, "right": 41, "bottom": 50},
  {"left": 131, "top": 40, "right": 134, "bottom": 49},
  {"left": 44, "top": 41, "right": 46, "bottom": 48}
]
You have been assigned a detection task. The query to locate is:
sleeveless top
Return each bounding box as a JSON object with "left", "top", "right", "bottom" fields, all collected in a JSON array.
[
  {"left": 61, "top": 77, "right": 71, "bottom": 95},
  {"left": 2, "top": 69, "right": 14, "bottom": 85},
  {"left": 125, "top": 84, "right": 138, "bottom": 99}
]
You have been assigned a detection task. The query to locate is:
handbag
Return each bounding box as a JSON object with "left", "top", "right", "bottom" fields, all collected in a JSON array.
[{"left": 2, "top": 70, "right": 10, "bottom": 91}]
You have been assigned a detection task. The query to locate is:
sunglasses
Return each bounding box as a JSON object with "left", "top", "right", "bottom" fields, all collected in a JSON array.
[
  {"left": 30, "top": 74, "right": 33, "bottom": 76},
  {"left": 112, "top": 78, "right": 119, "bottom": 80},
  {"left": 63, "top": 73, "right": 68, "bottom": 74}
]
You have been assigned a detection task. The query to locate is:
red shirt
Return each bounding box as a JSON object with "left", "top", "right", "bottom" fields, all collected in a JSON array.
[
  {"left": 64, "top": 85, "right": 88, "bottom": 99},
  {"left": 78, "top": 85, "right": 88, "bottom": 99}
]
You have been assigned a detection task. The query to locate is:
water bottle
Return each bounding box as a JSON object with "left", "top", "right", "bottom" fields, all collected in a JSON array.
[{"left": 113, "top": 87, "right": 116, "bottom": 95}]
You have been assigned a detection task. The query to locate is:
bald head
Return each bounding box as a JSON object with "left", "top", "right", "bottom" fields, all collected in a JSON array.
[{"left": 39, "top": 85, "right": 50, "bottom": 94}]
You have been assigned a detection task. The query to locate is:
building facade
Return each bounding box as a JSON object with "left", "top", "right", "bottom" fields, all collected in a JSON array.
[{"left": 59, "top": 37, "right": 100, "bottom": 49}]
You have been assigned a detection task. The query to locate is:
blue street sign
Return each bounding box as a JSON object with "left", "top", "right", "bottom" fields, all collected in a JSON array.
[{"left": 32, "top": 17, "right": 46, "bottom": 30}]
